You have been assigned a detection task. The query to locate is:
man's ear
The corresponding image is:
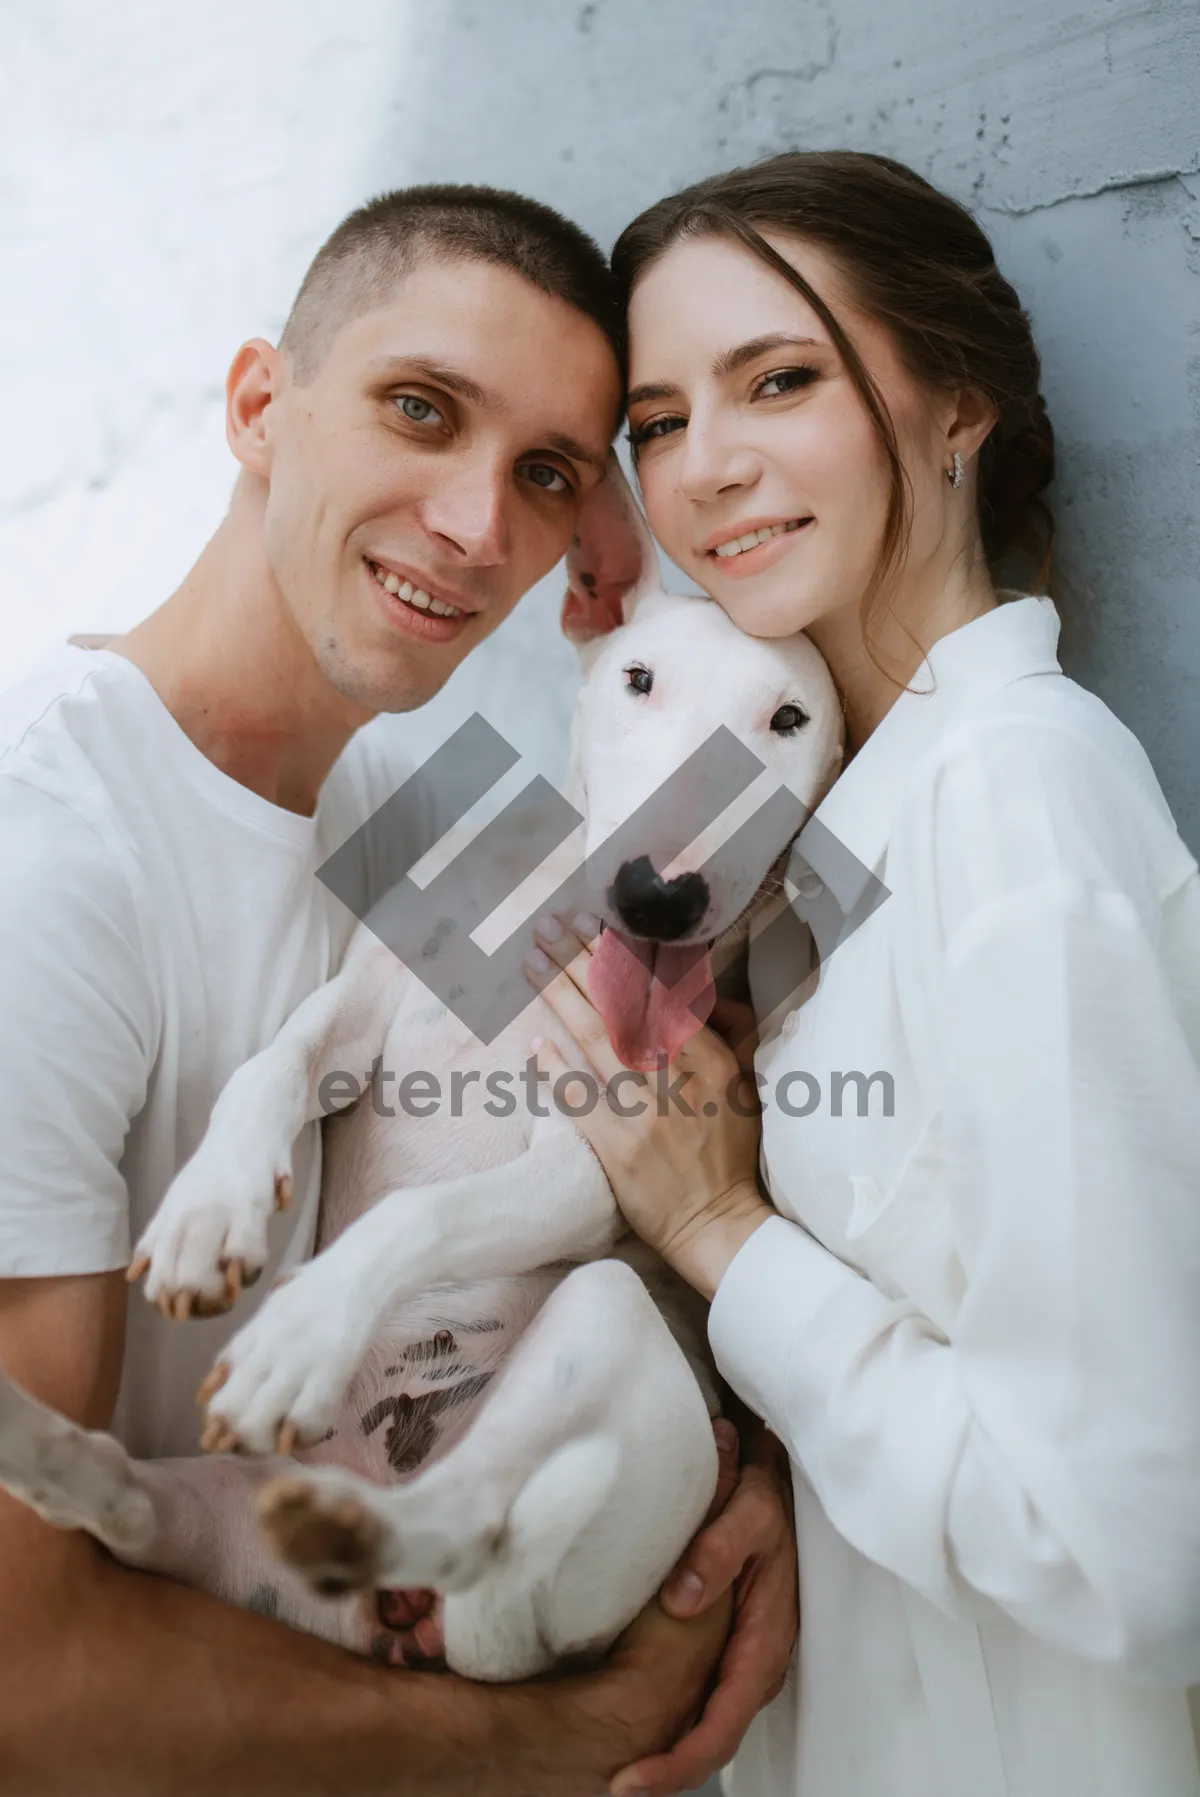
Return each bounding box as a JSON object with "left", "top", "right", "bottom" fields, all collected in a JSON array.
[
  {"left": 560, "top": 453, "right": 661, "bottom": 646},
  {"left": 226, "top": 338, "right": 284, "bottom": 478}
]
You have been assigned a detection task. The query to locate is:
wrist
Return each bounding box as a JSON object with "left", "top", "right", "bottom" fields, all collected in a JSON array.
[{"left": 665, "top": 1182, "right": 772, "bottom": 1301}]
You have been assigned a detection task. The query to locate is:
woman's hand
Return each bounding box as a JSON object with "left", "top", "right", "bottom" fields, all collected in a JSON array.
[{"left": 525, "top": 914, "right": 774, "bottom": 1300}]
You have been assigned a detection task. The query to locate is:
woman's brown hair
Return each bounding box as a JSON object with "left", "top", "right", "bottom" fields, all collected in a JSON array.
[{"left": 611, "top": 150, "right": 1055, "bottom": 674}]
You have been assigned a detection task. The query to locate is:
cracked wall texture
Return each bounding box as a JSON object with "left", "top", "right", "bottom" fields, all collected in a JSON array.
[{"left": 2, "top": 0, "right": 1197, "bottom": 850}]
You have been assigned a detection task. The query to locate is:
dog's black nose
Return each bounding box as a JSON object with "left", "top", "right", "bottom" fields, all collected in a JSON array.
[{"left": 609, "top": 857, "right": 710, "bottom": 941}]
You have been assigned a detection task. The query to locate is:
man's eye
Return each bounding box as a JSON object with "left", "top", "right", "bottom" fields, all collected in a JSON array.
[
  {"left": 625, "top": 666, "right": 653, "bottom": 695},
  {"left": 520, "top": 463, "right": 571, "bottom": 494},
  {"left": 396, "top": 394, "right": 445, "bottom": 426}
]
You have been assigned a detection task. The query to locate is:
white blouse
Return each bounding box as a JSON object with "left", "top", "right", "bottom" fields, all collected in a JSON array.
[{"left": 709, "top": 596, "right": 1200, "bottom": 1797}]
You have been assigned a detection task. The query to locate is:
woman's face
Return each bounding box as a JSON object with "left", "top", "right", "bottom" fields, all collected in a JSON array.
[{"left": 625, "top": 231, "right": 957, "bottom": 641}]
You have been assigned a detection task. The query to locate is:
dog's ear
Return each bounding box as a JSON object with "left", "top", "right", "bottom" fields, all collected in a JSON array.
[{"left": 561, "top": 453, "right": 661, "bottom": 646}]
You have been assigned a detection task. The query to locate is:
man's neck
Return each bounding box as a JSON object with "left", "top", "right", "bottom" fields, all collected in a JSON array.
[{"left": 107, "top": 484, "right": 373, "bottom": 817}]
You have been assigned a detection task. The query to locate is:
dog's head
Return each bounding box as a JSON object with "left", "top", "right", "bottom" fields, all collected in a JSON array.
[{"left": 562, "top": 456, "right": 843, "bottom": 1070}]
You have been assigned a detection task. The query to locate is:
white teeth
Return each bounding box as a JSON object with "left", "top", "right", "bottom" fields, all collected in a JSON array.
[
  {"left": 369, "top": 562, "right": 463, "bottom": 617},
  {"left": 712, "top": 519, "right": 806, "bottom": 558}
]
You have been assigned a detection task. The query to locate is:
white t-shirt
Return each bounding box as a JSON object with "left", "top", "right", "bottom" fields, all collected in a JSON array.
[{"left": 0, "top": 645, "right": 423, "bottom": 1459}]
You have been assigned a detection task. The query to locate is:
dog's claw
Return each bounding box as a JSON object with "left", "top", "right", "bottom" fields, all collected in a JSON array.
[
  {"left": 277, "top": 1420, "right": 299, "bottom": 1457},
  {"left": 275, "top": 1173, "right": 293, "bottom": 1211},
  {"left": 197, "top": 1362, "right": 231, "bottom": 1408},
  {"left": 125, "top": 1254, "right": 150, "bottom": 1285}
]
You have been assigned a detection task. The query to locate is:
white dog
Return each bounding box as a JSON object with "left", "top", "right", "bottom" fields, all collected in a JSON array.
[{"left": 0, "top": 461, "right": 841, "bottom": 1681}]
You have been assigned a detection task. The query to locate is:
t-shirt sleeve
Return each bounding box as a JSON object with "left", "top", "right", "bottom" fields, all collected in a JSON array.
[{"left": 0, "top": 777, "right": 158, "bottom": 1275}]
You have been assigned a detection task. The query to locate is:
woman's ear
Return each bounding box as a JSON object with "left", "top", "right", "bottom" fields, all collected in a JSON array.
[
  {"left": 945, "top": 385, "right": 999, "bottom": 467},
  {"left": 560, "top": 453, "right": 662, "bottom": 646}
]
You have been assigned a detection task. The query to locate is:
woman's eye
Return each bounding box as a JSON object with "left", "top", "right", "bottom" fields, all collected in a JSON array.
[
  {"left": 396, "top": 394, "right": 445, "bottom": 426},
  {"left": 626, "top": 415, "right": 685, "bottom": 453},
  {"left": 757, "top": 366, "right": 819, "bottom": 400},
  {"left": 520, "top": 462, "right": 570, "bottom": 494},
  {"left": 625, "top": 666, "right": 654, "bottom": 696},
  {"left": 771, "top": 702, "right": 809, "bottom": 734}
]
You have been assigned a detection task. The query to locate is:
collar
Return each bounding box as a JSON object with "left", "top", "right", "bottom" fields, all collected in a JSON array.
[{"left": 795, "top": 593, "right": 1062, "bottom": 893}]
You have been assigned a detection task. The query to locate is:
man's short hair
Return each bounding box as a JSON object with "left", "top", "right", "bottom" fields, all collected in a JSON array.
[{"left": 280, "top": 183, "right": 625, "bottom": 383}]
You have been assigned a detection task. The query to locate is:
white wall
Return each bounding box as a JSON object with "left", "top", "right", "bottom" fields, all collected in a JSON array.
[{"left": 3, "top": 1, "right": 1198, "bottom": 845}]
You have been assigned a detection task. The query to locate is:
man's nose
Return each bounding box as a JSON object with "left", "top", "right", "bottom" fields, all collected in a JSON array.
[
  {"left": 609, "top": 856, "right": 710, "bottom": 941},
  {"left": 421, "top": 462, "right": 511, "bottom": 567}
]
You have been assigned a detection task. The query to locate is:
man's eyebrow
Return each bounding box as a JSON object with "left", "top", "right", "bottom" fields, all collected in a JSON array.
[
  {"left": 368, "top": 356, "right": 608, "bottom": 474},
  {"left": 368, "top": 355, "right": 497, "bottom": 408},
  {"left": 542, "top": 432, "right": 609, "bottom": 475},
  {"left": 627, "top": 334, "right": 823, "bottom": 409}
]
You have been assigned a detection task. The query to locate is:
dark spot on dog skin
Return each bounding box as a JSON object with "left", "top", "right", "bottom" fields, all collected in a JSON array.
[
  {"left": 359, "top": 1373, "right": 495, "bottom": 1475},
  {"left": 318, "top": 1428, "right": 336, "bottom": 1444},
  {"left": 247, "top": 1582, "right": 280, "bottom": 1619},
  {"left": 314, "top": 1574, "right": 353, "bottom": 1597},
  {"left": 579, "top": 571, "right": 597, "bottom": 590}
]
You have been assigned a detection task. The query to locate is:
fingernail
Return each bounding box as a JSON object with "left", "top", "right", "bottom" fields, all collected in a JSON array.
[
  {"left": 572, "top": 910, "right": 601, "bottom": 937},
  {"left": 536, "top": 913, "right": 564, "bottom": 941},
  {"left": 713, "top": 1418, "right": 739, "bottom": 1453},
  {"left": 525, "top": 949, "right": 550, "bottom": 975},
  {"left": 664, "top": 1569, "right": 705, "bottom": 1612},
  {"left": 612, "top": 1781, "right": 648, "bottom": 1797},
  {"left": 530, "top": 1037, "right": 544, "bottom": 1053}
]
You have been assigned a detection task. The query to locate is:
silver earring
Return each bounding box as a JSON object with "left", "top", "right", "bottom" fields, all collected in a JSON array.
[{"left": 947, "top": 451, "right": 965, "bottom": 489}]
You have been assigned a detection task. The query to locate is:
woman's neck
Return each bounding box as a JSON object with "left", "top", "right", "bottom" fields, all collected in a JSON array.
[{"left": 808, "top": 555, "right": 1000, "bottom": 754}]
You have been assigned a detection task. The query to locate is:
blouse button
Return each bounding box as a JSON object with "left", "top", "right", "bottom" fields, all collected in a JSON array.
[{"left": 794, "top": 869, "right": 824, "bottom": 900}]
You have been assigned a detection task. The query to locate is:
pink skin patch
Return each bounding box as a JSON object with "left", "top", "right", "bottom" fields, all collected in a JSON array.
[{"left": 588, "top": 928, "right": 715, "bottom": 1071}]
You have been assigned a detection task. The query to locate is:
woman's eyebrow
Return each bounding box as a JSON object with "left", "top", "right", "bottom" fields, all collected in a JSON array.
[
  {"left": 711, "top": 333, "right": 822, "bottom": 378},
  {"left": 627, "top": 333, "right": 823, "bottom": 409}
]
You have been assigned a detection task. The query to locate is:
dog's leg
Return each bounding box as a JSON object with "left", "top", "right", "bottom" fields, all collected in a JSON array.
[
  {"left": 201, "top": 1121, "right": 622, "bottom": 1453},
  {"left": 0, "top": 1367, "right": 402, "bottom": 1657},
  {"left": 132, "top": 926, "right": 402, "bottom": 1317},
  {"left": 256, "top": 1258, "right": 719, "bottom": 1681}
]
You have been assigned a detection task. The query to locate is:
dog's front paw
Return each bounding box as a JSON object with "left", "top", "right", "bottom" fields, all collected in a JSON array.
[
  {"left": 128, "top": 1128, "right": 296, "bottom": 1321},
  {"left": 197, "top": 1260, "right": 369, "bottom": 1454}
]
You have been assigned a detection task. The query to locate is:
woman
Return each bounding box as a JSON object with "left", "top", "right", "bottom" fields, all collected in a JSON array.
[{"left": 527, "top": 152, "right": 1200, "bottom": 1797}]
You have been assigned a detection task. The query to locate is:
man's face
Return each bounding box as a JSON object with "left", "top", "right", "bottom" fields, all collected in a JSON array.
[{"left": 259, "top": 256, "right": 623, "bottom": 712}]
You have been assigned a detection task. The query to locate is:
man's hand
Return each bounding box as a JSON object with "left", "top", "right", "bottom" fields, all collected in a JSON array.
[{"left": 611, "top": 1418, "right": 798, "bottom": 1797}]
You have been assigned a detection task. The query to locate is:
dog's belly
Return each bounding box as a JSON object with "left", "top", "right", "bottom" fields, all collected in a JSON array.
[{"left": 300, "top": 1268, "right": 566, "bottom": 1494}]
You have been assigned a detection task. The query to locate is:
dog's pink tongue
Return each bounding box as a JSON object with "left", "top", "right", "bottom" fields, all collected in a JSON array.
[{"left": 588, "top": 929, "right": 715, "bottom": 1071}]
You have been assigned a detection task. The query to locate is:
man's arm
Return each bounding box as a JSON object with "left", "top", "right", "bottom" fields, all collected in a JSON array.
[{"left": 0, "top": 1273, "right": 730, "bottom": 1797}]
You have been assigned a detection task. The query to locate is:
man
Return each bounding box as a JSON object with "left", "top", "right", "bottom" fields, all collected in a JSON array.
[{"left": 0, "top": 186, "right": 796, "bottom": 1796}]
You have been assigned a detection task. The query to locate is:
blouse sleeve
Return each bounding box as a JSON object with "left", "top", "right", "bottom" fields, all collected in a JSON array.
[{"left": 707, "top": 714, "right": 1200, "bottom": 1682}]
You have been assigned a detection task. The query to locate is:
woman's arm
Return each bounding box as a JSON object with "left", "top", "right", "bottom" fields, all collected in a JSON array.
[{"left": 529, "top": 727, "right": 1200, "bottom": 1684}]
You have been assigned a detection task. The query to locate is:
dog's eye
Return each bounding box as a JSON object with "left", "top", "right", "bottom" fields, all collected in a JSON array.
[
  {"left": 625, "top": 666, "right": 653, "bottom": 696},
  {"left": 771, "top": 702, "right": 809, "bottom": 734}
]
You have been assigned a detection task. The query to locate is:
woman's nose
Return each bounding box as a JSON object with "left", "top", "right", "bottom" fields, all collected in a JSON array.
[{"left": 675, "top": 416, "right": 759, "bottom": 506}]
